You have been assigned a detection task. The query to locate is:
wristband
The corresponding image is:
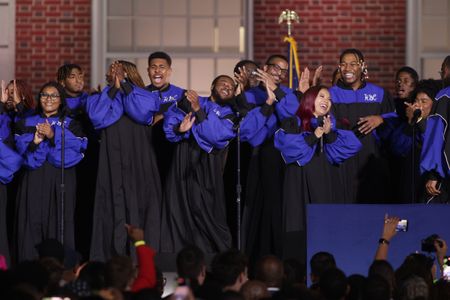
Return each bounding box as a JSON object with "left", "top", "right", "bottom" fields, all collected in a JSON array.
[
  {"left": 378, "top": 238, "right": 390, "bottom": 245},
  {"left": 134, "top": 240, "right": 145, "bottom": 247}
]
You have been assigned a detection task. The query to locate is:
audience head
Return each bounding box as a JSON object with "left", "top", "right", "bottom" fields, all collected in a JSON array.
[
  {"left": 310, "top": 251, "right": 337, "bottom": 284},
  {"left": 364, "top": 274, "right": 391, "bottom": 300},
  {"left": 105, "top": 255, "right": 135, "bottom": 291},
  {"left": 338, "top": 48, "right": 367, "bottom": 89},
  {"left": 346, "top": 274, "right": 366, "bottom": 300},
  {"left": 264, "top": 54, "right": 289, "bottom": 85},
  {"left": 254, "top": 255, "right": 284, "bottom": 288},
  {"left": 283, "top": 258, "right": 306, "bottom": 288},
  {"left": 211, "top": 250, "right": 248, "bottom": 292},
  {"left": 57, "top": 63, "right": 84, "bottom": 97},
  {"left": 396, "top": 253, "right": 434, "bottom": 293},
  {"left": 398, "top": 275, "right": 429, "bottom": 300},
  {"left": 240, "top": 280, "right": 270, "bottom": 300},
  {"left": 147, "top": 51, "right": 172, "bottom": 89},
  {"left": 395, "top": 66, "right": 419, "bottom": 100},
  {"left": 176, "top": 245, "right": 206, "bottom": 287},
  {"left": 318, "top": 268, "right": 348, "bottom": 300},
  {"left": 368, "top": 260, "right": 396, "bottom": 296}
]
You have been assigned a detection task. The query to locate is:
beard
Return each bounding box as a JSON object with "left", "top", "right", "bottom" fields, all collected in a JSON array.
[{"left": 212, "top": 89, "right": 233, "bottom": 106}]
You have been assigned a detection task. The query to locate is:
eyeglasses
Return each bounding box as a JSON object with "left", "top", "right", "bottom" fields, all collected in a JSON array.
[
  {"left": 40, "top": 93, "right": 60, "bottom": 101},
  {"left": 268, "top": 64, "right": 289, "bottom": 76},
  {"left": 338, "top": 62, "right": 361, "bottom": 69}
]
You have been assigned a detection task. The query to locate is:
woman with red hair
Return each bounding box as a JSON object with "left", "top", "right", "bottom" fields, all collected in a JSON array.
[
  {"left": 274, "top": 85, "right": 362, "bottom": 262},
  {"left": 2, "top": 79, "right": 36, "bottom": 123}
]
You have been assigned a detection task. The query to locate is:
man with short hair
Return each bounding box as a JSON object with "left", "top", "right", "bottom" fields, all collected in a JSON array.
[
  {"left": 146, "top": 51, "right": 185, "bottom": 187},
  {"left": 310, "top": 251, "right": 337, "bottom": 289},
  {"left": 211, "top": 250, "right": 248, "bottom": 293},
  {"left": 57, "top": 64, "right": 86, "bottom": 110},
  {"left": 176, "top": 245, "right": 207, "bottom": 290},
  {"left": 254, "top": 255, "right": 284, "bottom": 295}
]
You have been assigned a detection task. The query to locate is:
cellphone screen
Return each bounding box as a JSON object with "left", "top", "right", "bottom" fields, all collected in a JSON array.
[
  {"left": 443, "top": 265, "right": 450, "bottom": 281},
  {"left": 395, "top": 219, "right": 408, "bottom": 232}
]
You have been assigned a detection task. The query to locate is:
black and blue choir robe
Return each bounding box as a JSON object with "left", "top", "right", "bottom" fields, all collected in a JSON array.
[
  {"left": 160, "top": 96, "right": 237, "bottom": 253},
  {"left": 329, "top": 80, "right": 395, "bottom": 203},
  {"left": 14, "top": 113, "right": 87, "bottom": 262},
  {"left": 64, "top": 91, "right": 99, "bottom": 259},
  {"left": 274, "top": 116, "right": 361, "bottom": 261},
  {"left": 238, "top": 84, "right": 298, "bottom": 259},
  {"left": 146, "top": 84, "right": 185, "bottom": 187},
  {"left": 87, "top": 83, "right": 162, "bottom": 261},
  {"left": 379, "top": 115, "right": 427, "bottom": 203},
  {"left": 0, "top": 109, "right": 22, "bottom": 266},
  {"left": 421, "top": 86, "right": 450, "bottom": 202}
]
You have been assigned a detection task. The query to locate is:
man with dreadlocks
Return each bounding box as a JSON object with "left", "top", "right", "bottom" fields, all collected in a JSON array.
[
  {"left": 160, "top": 75, "right": 239, "bottom": 254},
  {"left": 329, "top": 48, "right": 395, "bottom": 203}
]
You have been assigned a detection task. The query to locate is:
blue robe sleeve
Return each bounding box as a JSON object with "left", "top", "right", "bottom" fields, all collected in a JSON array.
[
  {"left": 85, "top": 87, "right": 124, "bottom": 129},
  {"left": 420, "top": 115, "right": 448, "bottom": 178},
  {"left": 163, "top": 103, "right": 191, "bottom": 143},
  {"left": 274, "top": 129, "right": 316, "bottom": 166},
  {"left": 47, "top": 119, "right": 88, "bottom": 168},
  {"left": 0, "top": 112, "right": 22, "bottom": 184},
  {"left": 15, "top": 133, "right": 49, "bottom": 170},
  {"left": 240, "top": 104, "right": 277, "bottom": 147},
  {"left": 274, "top": 87, "right": 300, "bottom": 120},
  {"left": 122, "top": 83, "right": 160, "bottom": 125},
  {"left": 191, "top": 107, "right": 236, "bottom": 153},
  {"left": 323, "top": 129, "right": 362, "bottom": 165},
  {"left": 0, "top": 141, "right": 22, "bottom": 184}
]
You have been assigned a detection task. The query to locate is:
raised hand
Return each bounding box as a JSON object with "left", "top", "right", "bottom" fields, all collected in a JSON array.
[
  {"left": 37, "top": 119, "right": 55, "bottom": 139},
  {"left": 255, "top": 69, "right": 277, "bottom": 91},
  {"left": 312, "top": 65, "right": 323, "bottom": 86},
  {"left": 234, "top": 66, "right": 249, "bottom": 95},
  {"left": 186, "top": 90, "right": 200, "bottom": 112},
  {"left": 323, "top": 115, "right": 332, "bottom": 134},
  {"left": 314, "top": 126, "right": 324, "bottom": 138},
  {"left": 179, "top": 112, "right": 196, "bottom": 133},
  {"left": 265, "top": 79, "right": 276, "bottom": 105},
  {"left": 125, "top": 224, "right": 145, "bottom": 242},
  {"left": 33, "top": 126, "right": 45, "bottom": 144},
  {"left": 1, "top": 80, "right": 7, "bottom": 104},
  {"left": 298, "top": 67, "right": 310, "bottom": 93}
]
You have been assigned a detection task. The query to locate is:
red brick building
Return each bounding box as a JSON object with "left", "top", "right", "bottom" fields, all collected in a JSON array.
[{"left": 1, "top": 0, "right": 448, "bottom": 94}]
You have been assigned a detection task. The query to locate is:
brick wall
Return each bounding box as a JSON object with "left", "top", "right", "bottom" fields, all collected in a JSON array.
[
  {"left": 16, "top": 0, "right": 91, "bottom": 93},
  {"left": 253, "top": 0, "right": 406, "bottom": 93}
]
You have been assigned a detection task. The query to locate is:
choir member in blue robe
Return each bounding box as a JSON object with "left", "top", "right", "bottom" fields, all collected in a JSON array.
[
  {"left": 0, "top": 102, "right": 22, "bottom": 267},
  {"left": 160, "top": 75, "right": 238, "bottom": 253},
  {"left": 275, "top": 85, "right": 362, "bottom": 262},
  {"left": 394, "top": 67, "right": 419, "bottom": 119},
  {"left": 421, "top": 56, "right": 450, "bottom": 202},
  {"left": 145, "top": 52, "right": 185, "bottom": 187},
  {"left": 381, "top": 80, "right": 440, "bottom": 203},
  {"left": 3, "top": 79, "right": 36, "bottom": 124},
  {"left": 57, "top": 64, "right": 99, "bottom": 259},
  {"left": 88, "top": 61, "right": 162, "bottom": 261},
  {"left": 14, "top": 81, "right": 87, "bottom": 262},
  {"left": 239, "top": 55, "right": 299, "bottom": 260},
  {"left": 330, "top": 48, "right": 395, "bottom": 203}
]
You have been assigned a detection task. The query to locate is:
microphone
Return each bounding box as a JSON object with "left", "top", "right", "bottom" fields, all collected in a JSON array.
[{"left": 412, "top": 109, "right": 421, "bottom": 124}]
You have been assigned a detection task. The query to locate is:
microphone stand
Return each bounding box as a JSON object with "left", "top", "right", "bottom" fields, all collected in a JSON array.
[
  {"left": 411, "top": 109, "right": 421, "bottom": 204},
  {"left": 236, "top": 111, "right": 242, "bottom": 251},
  {"left": 60, "top": 114, "right": 66, "bottom": 245}
]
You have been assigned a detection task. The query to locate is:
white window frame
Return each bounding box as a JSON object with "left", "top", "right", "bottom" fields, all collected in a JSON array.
[
  {"left": 406, "top": 0, "right": 449, "bottom": 78},
  {"left": 0, "top": 0, "right": 16, "bottom": 81},
  {"left": 91, "top": 0, "right": 254, "bottom": 90}
]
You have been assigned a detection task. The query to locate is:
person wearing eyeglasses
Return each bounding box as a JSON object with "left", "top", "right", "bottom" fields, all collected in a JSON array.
[
  {"left": 329, "top": 48, "right": 395, "bottom": 204},
  {"left": 238, "top": 54, "right": 300, "bottom": 263},
  {"left": 421, "top": 56, "right": 450, "bottom": 202},
  {"left": 13, "top": 81, "right": 87, "bottom": 262}
]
